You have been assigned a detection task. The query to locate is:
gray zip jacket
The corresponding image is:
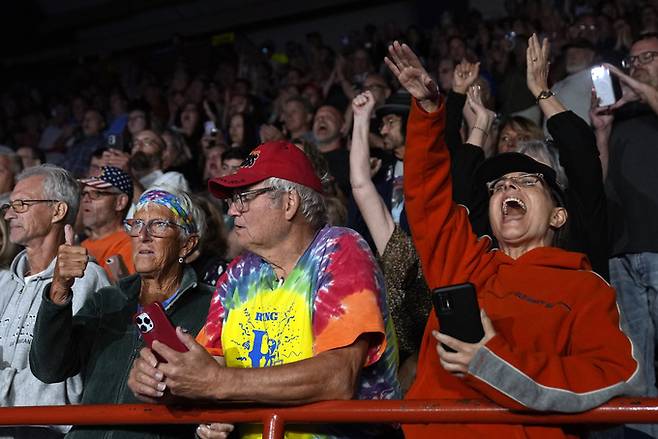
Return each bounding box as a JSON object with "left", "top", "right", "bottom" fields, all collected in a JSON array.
[{"left": 0, "top": 249, "right": 110, "bottom": 438}]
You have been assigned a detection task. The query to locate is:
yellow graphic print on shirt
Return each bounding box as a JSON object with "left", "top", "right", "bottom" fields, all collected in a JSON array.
[
  {"left": 222, "top": 286, "right": 313, "bottom": 368},
  {"left": 222, "top": 287, "right": 315, "bottom": 438}
]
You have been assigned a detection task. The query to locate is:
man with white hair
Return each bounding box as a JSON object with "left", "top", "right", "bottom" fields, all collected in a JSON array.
[
  {"left": 129, "top": 140, "right": 400, "bottom": 438},
  {"left": 0, "top": 165, "right": 109, "bottom": 438}
]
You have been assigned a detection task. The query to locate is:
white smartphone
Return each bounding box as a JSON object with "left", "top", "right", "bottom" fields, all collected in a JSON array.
[
  {"left": 591, "top": 65, "right": 618, "bottom": 107},
  {"left": 204, "top": 120, "right": 218, "bottom": 135}
]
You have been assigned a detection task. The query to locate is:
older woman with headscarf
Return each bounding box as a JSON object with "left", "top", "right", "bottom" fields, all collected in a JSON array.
[
  {"left": 385, "top": 42, "right": 643, "bottom": 439},
  {"left": 29, "top": 188, "right": 229, "bottom": 439}
]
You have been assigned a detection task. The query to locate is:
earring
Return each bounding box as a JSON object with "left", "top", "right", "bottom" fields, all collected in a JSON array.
[{"left": 178, "top": 257, "right": 184, "bottom": 264}]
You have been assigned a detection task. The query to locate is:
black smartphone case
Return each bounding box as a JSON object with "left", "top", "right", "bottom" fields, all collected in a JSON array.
[{"left": 432, "top": 282, "right": 485, "bottom": 352}]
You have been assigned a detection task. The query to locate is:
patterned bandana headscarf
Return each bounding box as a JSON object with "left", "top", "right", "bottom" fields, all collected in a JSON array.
[{"left": 136, "top": 189, "right": 197, "bottom": 233}]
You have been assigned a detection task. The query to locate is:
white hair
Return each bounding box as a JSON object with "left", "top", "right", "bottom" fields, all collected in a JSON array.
[
  {"left": 266, "top": 177, "right": 327, "bottom": 230},
  {"left": 16, "top": 164, "right": 80, "bottom": 224}
]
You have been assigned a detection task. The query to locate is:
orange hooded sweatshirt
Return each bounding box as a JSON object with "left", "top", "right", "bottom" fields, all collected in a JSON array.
[{"left": 402, "top": 98, "right": 643, "bottom": 439}]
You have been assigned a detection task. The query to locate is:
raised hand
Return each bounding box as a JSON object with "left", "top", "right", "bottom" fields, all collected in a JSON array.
[
  {"left": 605, "top": 62, "right": 658, "bottom": 111},
  {"left": 466, "top": 85, "right": 495, "bottom": 125},
  {"left": 453, "top": 60, "right": 481, "bottom": 94},
  {"left": 352, "top": 91, "right": 376, "bottom": 120},
  {"left": 589, "top": 88, "right": 615, "bottom": 134},
  {"left": 384, "top": 41, "right": 439, "bottom": 111},
  {"left": 526, "top": 33, "right": 550, "bottom": 97},
  {"left": 51, "top": 224, "right": 88, "bottom": 304}
]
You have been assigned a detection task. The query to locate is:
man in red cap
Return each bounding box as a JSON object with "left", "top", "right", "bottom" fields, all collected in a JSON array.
[{"left": 128, "top": 140, "right": 400, "bottom": 438}]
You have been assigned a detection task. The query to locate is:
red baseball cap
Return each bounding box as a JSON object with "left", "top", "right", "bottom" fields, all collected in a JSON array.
[{"left": 208, "top": 140, "right": 323, "bottom": 199}]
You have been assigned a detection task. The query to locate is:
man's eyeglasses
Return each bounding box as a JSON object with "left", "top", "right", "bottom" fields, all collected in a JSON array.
[
  {"left": 123, "top": 218, "right": 187, "bottom": 238},
  {"left": 226, "top": 187, "right": 275, "bottom": 212},
  {"left": 82, "top": 190, "right": 118, "bottom": 201},
  {"left": 379, "top": 116, "right": 402, "bottom": 131},
  {"left": 622, "top": 51, "right": 658, "bottom": 69},
  {"left": 1, "top": 199, "right": 59, "bottom": 214},
  {"left": 133, "top": 137, "right": 163, "bottom": 149},
  {"left": 486, "top": 173, "right": 545, "bottom": 194}
]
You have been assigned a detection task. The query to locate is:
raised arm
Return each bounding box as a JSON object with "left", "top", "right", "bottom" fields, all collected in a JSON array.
[
  {"left": 350, "top": 91, "right": 395, "bottom": 256},
  {"left": 446, "top": 60, "right": 480, "bottom": 151},
  {"left": 526, "top": 34, "right": 567, "bottom": 119},
  {"left": 385, "top": 42, "right": 491, "bottom": 287}
]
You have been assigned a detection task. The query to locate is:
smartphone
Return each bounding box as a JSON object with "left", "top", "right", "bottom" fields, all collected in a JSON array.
[
  {"left": 134, "top": 302, "right": 188, "bottom": 362},
  {"left": 432, "top": 283, "right": 485, "bottom": 352},
  {"left": 591, "top": 65, "right": 620, "bottom": 106},
  {"left": 204, "top": 120, "right": 218, "bottom": 136},
  {"left": 106, "top": 254, "right": 128, "bottom": 283}
]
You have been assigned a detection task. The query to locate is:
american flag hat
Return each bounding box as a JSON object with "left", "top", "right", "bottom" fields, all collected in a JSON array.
[{"left": 79, "top": 166, "right": 134, "bottom": 200}]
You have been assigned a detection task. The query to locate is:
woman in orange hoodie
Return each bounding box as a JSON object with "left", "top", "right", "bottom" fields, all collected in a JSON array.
[{"left": 384, "top": 38, "right": 644, "bottom": 439}]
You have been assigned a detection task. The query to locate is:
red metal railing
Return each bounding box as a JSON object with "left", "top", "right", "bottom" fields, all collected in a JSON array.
[{"left": 1, "top": 398, "right": 657, "bottom": 439}]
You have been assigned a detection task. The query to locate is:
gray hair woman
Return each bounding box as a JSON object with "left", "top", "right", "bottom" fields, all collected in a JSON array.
[{"left": 29, "top": 188, "right": 222, "bottom": 439}]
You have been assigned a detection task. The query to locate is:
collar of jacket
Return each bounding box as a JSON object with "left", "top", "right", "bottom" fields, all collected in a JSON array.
[{"left": 117, "top": 264, "right": 199, "bottom": 308}]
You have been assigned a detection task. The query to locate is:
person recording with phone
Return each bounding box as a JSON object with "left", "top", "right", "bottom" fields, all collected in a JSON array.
[
  {"left": 30, "top": 188, "right": 219, "bottom": 439},
  {"left": 589, "top": 32, "right": 658, "bottom": 439},
  {"left": 385, "top": 41, "right": 642, "bottom": 439}
]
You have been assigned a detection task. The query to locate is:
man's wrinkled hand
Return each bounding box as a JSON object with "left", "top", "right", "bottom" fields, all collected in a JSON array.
[
  {"left": 154, "top": 327, "right": 224, "bottom": 401},
  {"left": 51, "top": 225, "right": 88, "bottom": 304}
]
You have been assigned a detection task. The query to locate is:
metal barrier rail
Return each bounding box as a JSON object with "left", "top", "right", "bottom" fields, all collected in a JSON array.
[{"left": 1, "top": 398, "right": 658, "bottom": 439}]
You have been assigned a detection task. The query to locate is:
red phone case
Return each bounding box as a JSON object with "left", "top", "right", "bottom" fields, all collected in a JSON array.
[{"left": 134, "top": 302, "right": 188, "bottom": 362}]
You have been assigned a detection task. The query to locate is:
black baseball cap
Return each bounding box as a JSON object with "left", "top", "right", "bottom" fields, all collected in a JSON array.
[{"left": 475, "top": 152, "right": 566, "bottom": 206}]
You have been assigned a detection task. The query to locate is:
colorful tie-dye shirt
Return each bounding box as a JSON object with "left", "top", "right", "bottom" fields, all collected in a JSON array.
[{"left": 197, "top": 226, "right": 400, "bottom": 438}]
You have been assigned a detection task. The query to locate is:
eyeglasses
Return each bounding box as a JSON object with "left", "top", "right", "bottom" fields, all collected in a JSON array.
[
  {"left": 82, "top": 190, "right": 118, "bottom": 200},
  {"left": 1, "top": 199, "right": 59, "bottom": 214},
  {"left": 622, "top": 51, "right": 658, "bottom": 69},
  {"left": 379, "top": 116, "right": 401, "bottom": 131},
  {"left": 133, "top": 137, "right": 163, "bottom": 149},
  {"left": 226, "top": 187, "right": 275, "bottom": 212},
  {"left": 123, "top": 218, "right": 187, "bottom": 238},
  {"left": 486, "top": 173, "right": 545, "bottom": 194}
]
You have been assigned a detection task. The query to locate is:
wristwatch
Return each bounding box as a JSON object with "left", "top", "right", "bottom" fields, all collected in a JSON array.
[{"left": 535, "top": 90, "right": 554, "bottom": 103}]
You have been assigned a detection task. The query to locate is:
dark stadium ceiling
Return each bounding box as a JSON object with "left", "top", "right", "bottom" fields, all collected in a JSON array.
[{"left": 6, "top": 0, "right": 405, "bottom": 61}]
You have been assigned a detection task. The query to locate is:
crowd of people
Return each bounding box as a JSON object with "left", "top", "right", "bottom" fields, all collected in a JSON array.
[{"left": 0, "top": 0, "right": 657, "bottom": 437}]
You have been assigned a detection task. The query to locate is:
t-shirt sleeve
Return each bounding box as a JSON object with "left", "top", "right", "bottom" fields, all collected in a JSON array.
[
  {"left": 196, "top": 258, "right": 241, "bottom": 356},
  {"left": 312, "top": 230, "right": 387, "bottom": 366}
]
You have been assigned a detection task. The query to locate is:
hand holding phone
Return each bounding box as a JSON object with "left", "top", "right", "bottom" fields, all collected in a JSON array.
[
  {"left": 591, "top": 65, "right": 620, "bottom": 107},
  {"left": 134, "top": 302, "right": 188, "bottom": 362},
  {"left": 432, "top": 283, "right": 485, "bottom": 353},
  {"left": 106, "top": 254, "right": 129, "bottom": 283}
]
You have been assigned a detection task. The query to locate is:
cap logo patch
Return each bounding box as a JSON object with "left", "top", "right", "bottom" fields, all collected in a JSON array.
[{"left": 241, "top": 150, "right": 261, "bottom": 168}]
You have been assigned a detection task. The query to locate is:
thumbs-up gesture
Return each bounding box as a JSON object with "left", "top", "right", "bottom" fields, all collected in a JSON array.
[{"left": 51, "top": 225, "right": 88, "bottom": 304}]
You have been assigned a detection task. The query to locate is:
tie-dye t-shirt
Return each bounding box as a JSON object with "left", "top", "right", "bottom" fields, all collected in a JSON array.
[{"left": 197, "top": 226, "right": 400, "bottom": 438}]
